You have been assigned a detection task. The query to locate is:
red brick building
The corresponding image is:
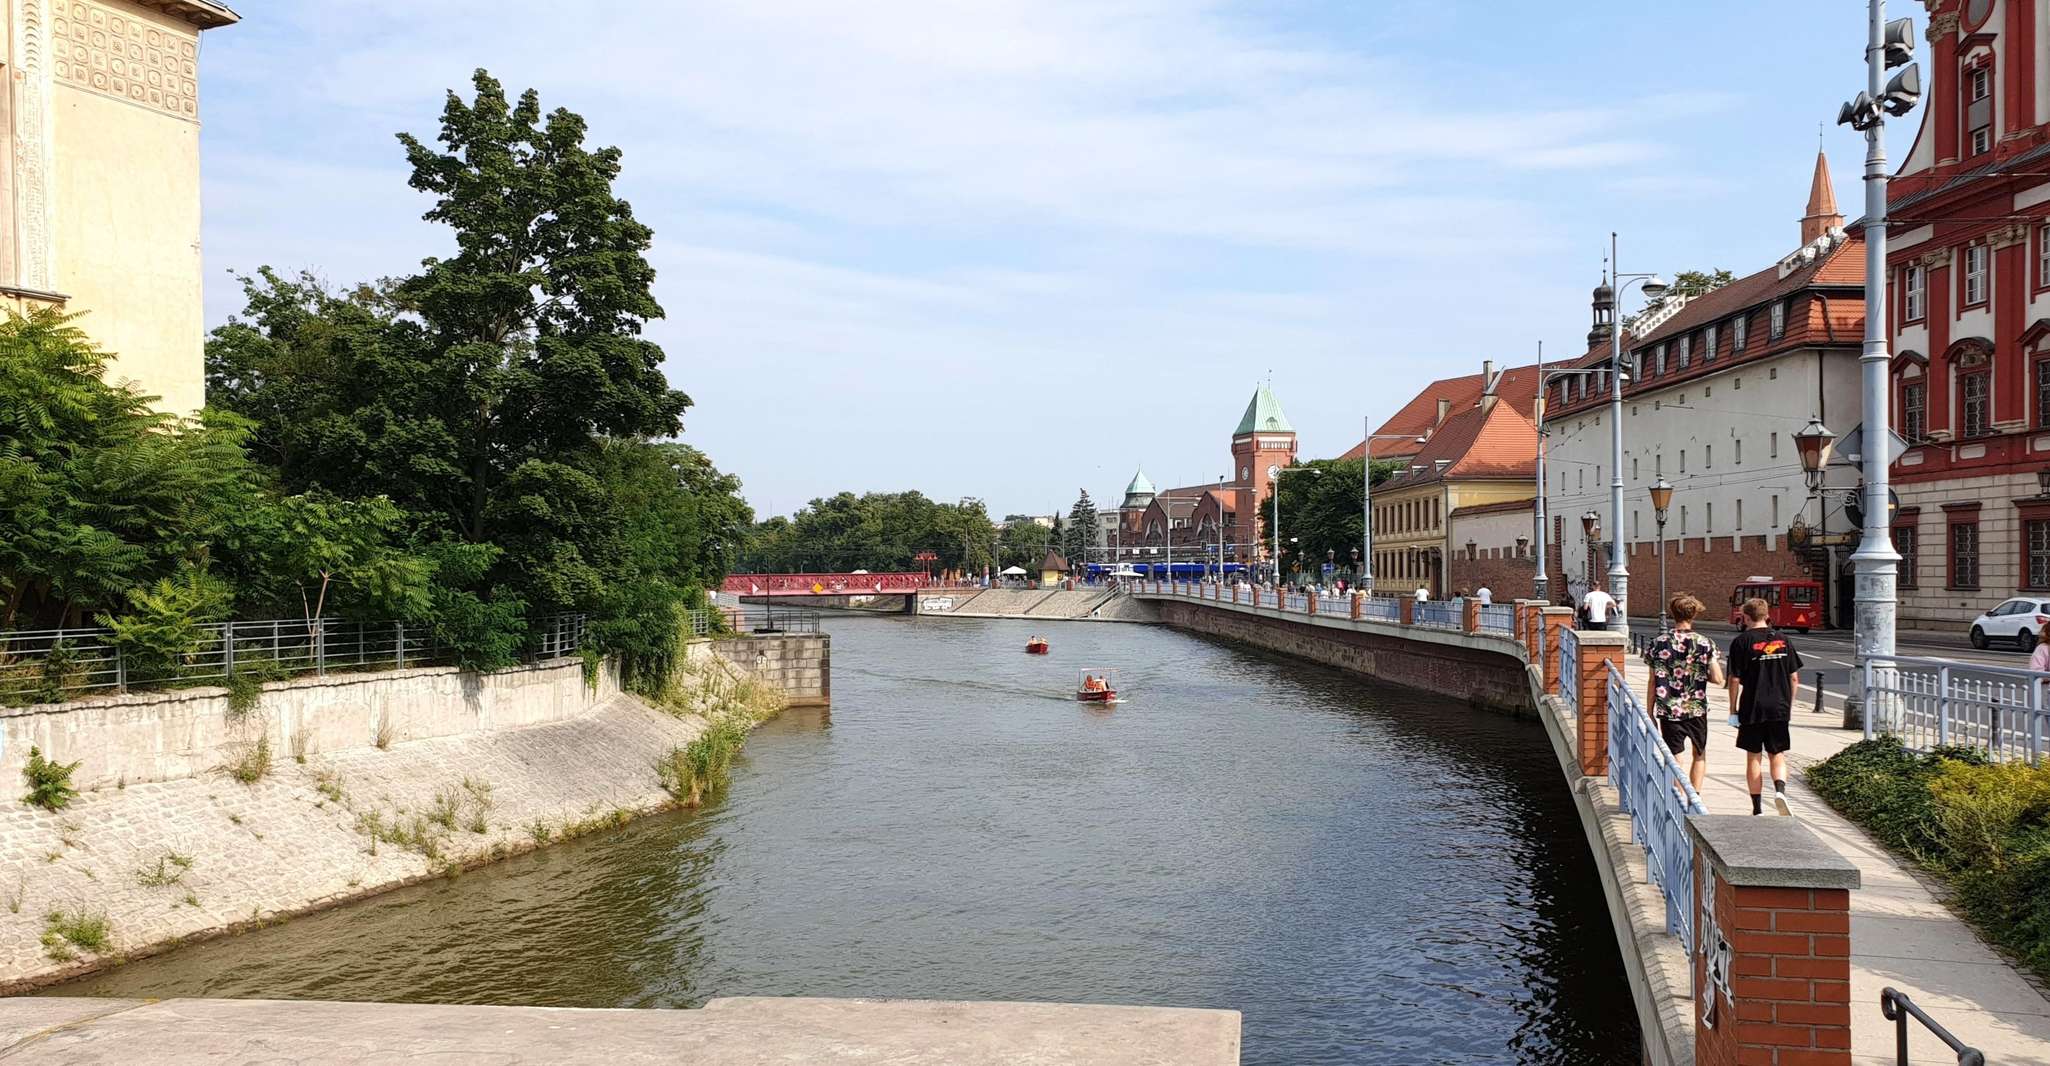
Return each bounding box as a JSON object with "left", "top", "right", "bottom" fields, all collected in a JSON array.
[
  {"left": 1339, "top": 359, "right": 1542, "bottom": 462},
  {"left": 1878, "top": 0, "right": 2050, "bottom": 628},
  {"left": 1110, "top": 385, "right": 1298, "bottom": 573}
]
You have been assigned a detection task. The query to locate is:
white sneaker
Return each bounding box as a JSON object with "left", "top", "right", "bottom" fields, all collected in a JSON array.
[{"left": 1773, "top": 788, "right": 1793, "bottom": 816}]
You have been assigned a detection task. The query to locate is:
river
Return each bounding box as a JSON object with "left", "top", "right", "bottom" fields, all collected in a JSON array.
[{"left": 53, "top": 613, "right": 1640, "bottom": 1064}]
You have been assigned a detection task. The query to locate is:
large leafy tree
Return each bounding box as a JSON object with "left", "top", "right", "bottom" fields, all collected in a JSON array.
[
  {"left": 1257, "top": 457, "right": 1403, "bottom": 580},
  {"left": 746, "top": 491, "right": 997, "bottom": 575}
]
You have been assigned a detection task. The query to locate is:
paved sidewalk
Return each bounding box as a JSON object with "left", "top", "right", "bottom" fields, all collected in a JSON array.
[{"left": 1619, "top": 650, "right": 2050, "bottom": 1065}]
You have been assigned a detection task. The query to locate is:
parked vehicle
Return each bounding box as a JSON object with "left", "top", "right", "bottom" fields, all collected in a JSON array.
[
  {"left": 1969, "top": 598, "right": 2050, "bottom": 651},
  {"left": 1727, "top": 578, "right": 1822, "bottom": 632}
]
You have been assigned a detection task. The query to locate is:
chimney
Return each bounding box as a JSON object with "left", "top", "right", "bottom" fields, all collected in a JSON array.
[{"left": 1436, "top": 398, "right": 1451, "bottom": 425}]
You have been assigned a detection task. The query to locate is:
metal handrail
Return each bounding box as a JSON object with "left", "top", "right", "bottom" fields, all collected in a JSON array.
[
  {"left": 1863, "top": 653, "right": 2050, "bottom": 762},
  {"left": 1608, "top": 662, "right": 1708, "bottom": 956},
  {"left": 1414, "top": 601, "right": 1461, "bottom": 629},
  {"left": 1556, "top": 625, "right": 1581, "bottom": 708},
  {"left": 1881, "top": 987, "right": 1985, "bottom": 1065},
  {"left": 1478, "top": 603, "right": 1517, "bottom": 634}
]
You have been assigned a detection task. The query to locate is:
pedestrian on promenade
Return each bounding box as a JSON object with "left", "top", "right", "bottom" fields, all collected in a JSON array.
[
  {"left": 1476, "top": 585, "right": 1492, "bottom": 605},
  {"left": 1580, "top": 585, "right": 1616, "bottom": 631},
  {"left": 1414, "top": 586, "right": 1429, "bottom": 604},
  {"left": 1643, "top": 593, "right": 1722, "bottom": 791},
  {"left": 1727, "top": 597, "right": 1803, "bottom": 816}
]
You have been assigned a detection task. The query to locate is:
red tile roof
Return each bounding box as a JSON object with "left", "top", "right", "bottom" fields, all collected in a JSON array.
[
  {"left": 1337, "top": 362, "right": 1543, "bottom": 461},
  {"left": 1380, "top": 399, "right": 1537, "bottom": 490},
  {"left": 1450, "top": 497, "right": 1536, "bottom": 518}
]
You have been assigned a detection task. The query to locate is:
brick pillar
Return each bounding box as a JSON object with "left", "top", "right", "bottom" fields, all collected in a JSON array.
[
  {"left": 1350, "top": 594, "right": 1361, "bottom": 621},
  {"left": 1574, "top": 629, "right": 1625, "bottom": 777},
  {"left": 1307, "top": 594, "right": 1318, "bottom": 615},
  {"left": 1514, "top": 599, "right": 1541, "bottom": 657},
  {"left": 1461, "top": 598, "right": 1480, "bottom": 633},
  {"left": 1690, "top": 817, "right": 1861, "bottom": 1066},
  {"left": 1399, "top": 598, "right": 1415, "bottom": 626},
  {"left": 1540, "top": 607, "right": 1575, "bottom": 693}
]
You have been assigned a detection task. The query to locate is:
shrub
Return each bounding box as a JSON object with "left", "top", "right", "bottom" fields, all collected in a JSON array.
[
  {"left": 657, "top": 717, "right": 749, "bottom": 808},
  {"left": 0, "top": 642, "right": 87, "bottom": 707},
  {"left": 96, "top": 570, "right": 232, "bottom": 685},
  {"left": 20, "top": 746, "right": 80, "bottom": 811},
  {"left": 224, "top": 656, "right": 290, "bottom": 719}
]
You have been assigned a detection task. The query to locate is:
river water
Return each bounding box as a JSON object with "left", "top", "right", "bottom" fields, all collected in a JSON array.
[{"left": 54, "top": 614, "right": 1640, "bottom": 1064}]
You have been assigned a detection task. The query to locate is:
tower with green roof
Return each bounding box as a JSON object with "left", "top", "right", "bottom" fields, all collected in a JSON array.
[{"left": 1230, "top": 384, "right": 1298, "bottom": 566}]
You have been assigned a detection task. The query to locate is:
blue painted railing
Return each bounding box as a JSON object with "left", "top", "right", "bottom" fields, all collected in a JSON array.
[
  {"left": 1607, "top": 664, "right": 1707, "bottom": 955},
  {"left": 1478, "top": 603, "right": 1516, "bottom": 634},
  {"left": 1360, "top": 597, "right": 1400, "bottom": 623},
  {"left": 1414, "top": 601, "right": 1461, "bottom": 629},
  {"left": 1555, "top": 625, "right": 1580, "bottom": 709}
]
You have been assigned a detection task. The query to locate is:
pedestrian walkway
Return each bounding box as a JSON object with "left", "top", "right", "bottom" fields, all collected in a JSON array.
[{"left": 1619, "top": 651, "right": 2050, "bottom": 1064}]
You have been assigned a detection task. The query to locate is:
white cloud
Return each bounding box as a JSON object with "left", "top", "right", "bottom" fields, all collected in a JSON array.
[{"left": 197, "top": 0, "right": 1744, "bottom": 516}]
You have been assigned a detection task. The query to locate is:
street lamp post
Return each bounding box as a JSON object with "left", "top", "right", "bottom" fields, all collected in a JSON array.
[
  {"left": 1536, "top": 362, "right": 1630, "bottom": 604},
  {"left": 1270, "top": 464, "right": 1322, "bottom": 586},
  {"left": 1359, "top": 418, "right": 1427, "bottom": 596},
  {"left": 1217, "top": 475, "right": 1228, "bottom": 584},
  {"left": 1606, "top": 236, "right": 1669, "bottom": 631},
  {"left": 1580, "top": 511, "right": 1602, "bottom": 604},
  {"left": 1650, "top": 478, "right": 1674, "bottom": 630},
  {"left": 1837, "top": 3, "right": 1918, "bottom": 716}
]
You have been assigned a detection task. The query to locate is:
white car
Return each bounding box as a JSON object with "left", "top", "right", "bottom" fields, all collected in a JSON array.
[{"left": 1968, "top": 598, "right": 2050, "bottom": 651}]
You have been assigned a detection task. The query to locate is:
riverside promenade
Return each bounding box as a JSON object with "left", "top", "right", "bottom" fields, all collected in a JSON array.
[{"left": 1131, "top": 581, "right": 2050, "bottom": 1064}]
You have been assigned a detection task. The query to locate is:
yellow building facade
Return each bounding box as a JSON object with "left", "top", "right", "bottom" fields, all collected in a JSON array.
[
  {"left": 1369, "top": 398, "right": 1538, "bottom": 597},
  {"left": 16, "top": 0, "right": 237, "bottom": 411}
]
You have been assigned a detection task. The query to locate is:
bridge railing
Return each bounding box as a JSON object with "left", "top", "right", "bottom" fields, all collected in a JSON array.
[
  {"left": 1555, "top": 625, "right": 1580, "bottom": 710},
  {"left": 1414, "top": 601, "right": 1461, "bottom": 630},
  {"left": 1477, "top": 603, "right": 1517, "bottom": 635},
  {"left": 1360, "top": 597, "right": 1400, "bottom": 623},
  {"left": 1862, "top": 654, "right": 2050, "bottom": 762},
  {"left": 1607, "top": 661, "right": 1708, "bottom": 956},
  {"left": 722, "top": 572, "right": 928, "bottom": 596}
]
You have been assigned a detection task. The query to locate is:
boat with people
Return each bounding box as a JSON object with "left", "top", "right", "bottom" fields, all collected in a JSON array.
[
  {"left": 1025, "top": 636, "right": 1049, "bottom": 654},
  {"left": 1075, "top": 670, "right": 1117, "bottom": 703}
]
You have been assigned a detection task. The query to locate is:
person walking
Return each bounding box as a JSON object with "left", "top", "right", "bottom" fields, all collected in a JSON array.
[
  {"left": 1643, "top": 594, "right": 1722, "bottom": 791},
  {"left": 1580, "top": 584, "right": 1616, "bottom": 631},
  {"left": 1414, "top": 586, "right": 1430, "bottom": 604},
  {"left": 1475, "top": 585, "right": 1492, "bottom": 605},
  {"left": 1727, "top": 597, "right": 1803, "bottom": 816}
]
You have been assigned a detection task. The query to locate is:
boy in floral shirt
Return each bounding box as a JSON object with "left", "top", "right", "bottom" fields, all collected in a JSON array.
[{"left": 1642, "top": 593, "right": 1724, "bottom": 791}]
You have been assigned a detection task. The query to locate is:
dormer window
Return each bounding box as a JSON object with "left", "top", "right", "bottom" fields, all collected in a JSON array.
[
  {"left": 1677, "top": 335, "right": 1691, "bottom": 369},
  {"left": 1655, "top": 344, "right": 1667, "bottom": 375},
  {"left": 1704, "top": 325, "right": 1718, "bottom": 361},
  {"left": 1733, "top": 315, "right": 1748, "bottom": 351},
  {"left": 1770, "top": 300, "right": 1787, "bottom": 339}
]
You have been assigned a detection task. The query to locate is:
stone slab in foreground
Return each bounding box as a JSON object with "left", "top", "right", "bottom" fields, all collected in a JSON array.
[{"left": 0, "top": 995, "right": 1242, "bottom": 1065}]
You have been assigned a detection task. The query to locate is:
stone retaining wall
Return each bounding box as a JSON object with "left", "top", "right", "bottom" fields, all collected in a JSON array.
[
  {"left": 705, "top": 634, "right": 829, "bottom": 706},
  {"left": 1, "top": 658, "right": 620, "bottom": 793},
  {"left": 1150, "top": 600, "right": 1531, "bottom": 715}
]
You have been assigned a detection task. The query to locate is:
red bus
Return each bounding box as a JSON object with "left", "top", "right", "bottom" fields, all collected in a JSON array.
[{"left": 1727, "top": 577, "right": 1822, "bottom": 632}]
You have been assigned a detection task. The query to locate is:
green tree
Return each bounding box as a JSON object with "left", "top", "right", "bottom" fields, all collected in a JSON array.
[
  {"left": 1063, "top": 490, "right": 1096, "bottom": 568},
  {"left": 1257, "top": 457, "right": 1404, "bottom": 580},
  {"left": 744, "top": 491, "right": 996, "bottom": 575},
  {"left": 1001, "top": 520, "right": 1052, "bottom": 569}
]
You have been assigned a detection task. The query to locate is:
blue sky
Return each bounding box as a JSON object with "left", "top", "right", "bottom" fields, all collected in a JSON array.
[{"left": 195, "top": 1, "right": 1906, "bottom": 520}]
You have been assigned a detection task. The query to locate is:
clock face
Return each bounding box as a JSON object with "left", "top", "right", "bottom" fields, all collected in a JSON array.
[
  {"left": 1967, "top": 0, "right": 1993, "bottom": 29},
  {"left": 1267, "top": 465, "right": 1280, "bottom": 479}
]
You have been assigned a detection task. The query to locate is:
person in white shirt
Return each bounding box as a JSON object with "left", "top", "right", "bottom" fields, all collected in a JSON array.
[
  {"left": 1414, "top": 587, "right": 1430, "bottom": 603},
  {"left": 1475, "top": 586, "right": 1492, "bottom": 605},
  {"left": 1581, "top": 586, "right": 1617, "bottom": 630}
]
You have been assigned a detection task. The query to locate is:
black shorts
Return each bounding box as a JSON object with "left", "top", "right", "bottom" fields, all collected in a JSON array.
[
  {"left": 1736, "top": 721, "right": 1791, "bottom": 754},
  {"left": 1659, "top": 715, "right": 1708, "bottom": 756}
]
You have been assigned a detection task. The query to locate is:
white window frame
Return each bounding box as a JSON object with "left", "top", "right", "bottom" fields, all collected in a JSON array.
[
  {"left": 1965, "top": 244, "right": 1988, "bottom": 306},
  {"left": 1904, "top": 263, "right": 1925, "bottom": 322},
  {"left": 1704, "top": 325, "right": 1718, "bottom": 361},
  {"left": 1770, "top": 300, "right": 1787, "bottom": 338}
]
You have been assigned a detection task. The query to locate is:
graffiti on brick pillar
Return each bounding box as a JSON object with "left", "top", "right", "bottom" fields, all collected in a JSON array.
[{"left": 1697, "top": 869, "right": 1732, "bottom": 1030}]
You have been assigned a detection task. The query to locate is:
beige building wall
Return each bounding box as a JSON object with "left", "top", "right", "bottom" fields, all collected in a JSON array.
[{"left": 29, "top": 0, "right": 235, "bottom": 412}]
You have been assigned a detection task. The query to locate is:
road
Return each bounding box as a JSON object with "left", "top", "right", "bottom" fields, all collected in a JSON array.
[{"left": 1618, "top": 616, "right": 2032, "bottom": 709}]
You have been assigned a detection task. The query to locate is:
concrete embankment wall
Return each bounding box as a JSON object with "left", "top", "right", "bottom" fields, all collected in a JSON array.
[
  {"left": 1151, "top": 600, "right": 1530, "bottom": 715},
  {"left": 0, "top": 633, "right": 828, "bottom": 993},
  {"left": 917, "top": 588, "right": 1158, "bottom": 622}
]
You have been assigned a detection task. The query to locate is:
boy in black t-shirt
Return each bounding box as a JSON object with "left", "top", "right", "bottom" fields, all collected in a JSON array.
[{"left": 1726, "top": 597, "right": 1803, "bottom": 815}]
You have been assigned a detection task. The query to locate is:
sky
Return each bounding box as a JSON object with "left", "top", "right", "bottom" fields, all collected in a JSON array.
[{"left": 194, "top": 0, "right": 1907, "bottom": 521}]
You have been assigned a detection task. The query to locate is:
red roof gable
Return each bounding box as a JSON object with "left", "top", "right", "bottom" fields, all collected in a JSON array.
[
  {"left": 1337, "top": 361, "right": 1542, "bottom": 461},
  {"left": 1381, "top": 400, "right": 1537, "bottom": 489}
]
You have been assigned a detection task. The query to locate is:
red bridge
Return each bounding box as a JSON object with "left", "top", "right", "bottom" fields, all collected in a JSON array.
[{"left": 722, "top": 572, "right": 930, "bottom": 598}]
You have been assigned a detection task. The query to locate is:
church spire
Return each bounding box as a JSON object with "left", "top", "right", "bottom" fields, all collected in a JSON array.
[{"left": 1800, "top": 147, "right": 1843, "bottom": 246}]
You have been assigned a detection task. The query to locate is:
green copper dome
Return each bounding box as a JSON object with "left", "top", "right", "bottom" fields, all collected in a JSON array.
[
  {"left": 1234, "top": 384, "right": 1294, "bottom": 435},
  {"left": 1124, "top": 469, "right": 1156, "bottom": 497}
]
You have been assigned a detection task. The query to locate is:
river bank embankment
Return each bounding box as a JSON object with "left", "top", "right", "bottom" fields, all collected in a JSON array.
[{"left": 0, "top": 635, "right": 823, "bottom": 992}]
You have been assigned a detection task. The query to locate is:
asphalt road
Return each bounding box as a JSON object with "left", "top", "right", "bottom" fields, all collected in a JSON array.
[{"left": 1620, "top": 616, "right": 2032, "bottom": 703}]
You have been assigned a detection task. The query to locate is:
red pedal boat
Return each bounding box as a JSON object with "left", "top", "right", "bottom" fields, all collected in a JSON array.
[
  {"left": 1025, "top": 638, "right": 1050, "bottom": 654},
  {"left": 1075, "top": 669, "right": 1117, "bottom": 703}
]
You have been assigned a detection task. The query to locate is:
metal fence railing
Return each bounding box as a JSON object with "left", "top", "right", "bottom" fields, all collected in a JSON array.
[
  {"left": 0, "top": 613, "right": 587, "bottom": 707},
  {"left": 692, "top": 605, "right": 823, "bottom": 636},
  {"left": 1360, "top": 597, "right": 1400, "bottom": 623},
  {"left": 1284, "top": 592, "right": 1308, "bottom": 613},
  {"left": 1607, "top": 663, "right": 1708, "bottom": 957},
  {"left": 1557, "top": 625, "right": 1581, "bottom": 709},
  {"left": 1414, "top": 601, "right": 1461, "bottom": 629},
  {"left": 1862, "top": 654, "right": 2050, "bottom": 762},
  {"left": 1478, "top": 603, "right": 1517, "bottom": 634}
]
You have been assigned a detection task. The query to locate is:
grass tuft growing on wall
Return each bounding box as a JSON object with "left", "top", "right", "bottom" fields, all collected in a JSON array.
[
  {"left": 20, "top": 746, "right": 80, "bottom": 811},
  {"left": 40, "top": 909, "right": 110, "bottom": 960}
]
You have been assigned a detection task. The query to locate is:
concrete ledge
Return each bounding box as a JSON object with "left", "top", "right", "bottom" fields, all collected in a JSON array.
[
  {"left": 0, "top": 996, "right": 1243, "bottom": 1065},
  {"left": 1688, "top": 815, "right": 1863, "bottom": 890}
]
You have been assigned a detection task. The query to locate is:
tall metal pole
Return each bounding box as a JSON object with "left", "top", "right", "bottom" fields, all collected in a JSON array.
[
  {"left": 1218, "top": 475, "right": 1227, "bottom": 584},
  {"left": 1534, "top": 341, "right": 1549, "bottom": 603},
  {"left": 1850, "top": 0, "right": 1901, "bottom": 697},
  {"left": 1362, "top": 415, "right": 1374, "bottom": 597},
  {"left": 1272, "top": 483, "right": 1282, "bottom": 586},
  {"left": 1608, "top": 233, "right": 1631, "bottom": 631}
]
